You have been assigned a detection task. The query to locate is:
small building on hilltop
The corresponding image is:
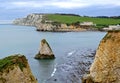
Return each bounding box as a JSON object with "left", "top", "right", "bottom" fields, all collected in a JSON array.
[
  {"left": 79, "top": 22, "right": 96, "bottom": 29},
  {"left": 80, "top": 22, "right": 95, "bottom": 26},
  {"left": 103, "top": 25, "right": 120, "bottom": 31}
]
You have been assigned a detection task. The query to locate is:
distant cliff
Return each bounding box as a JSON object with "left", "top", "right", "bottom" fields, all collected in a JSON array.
[
  {"left": 13, "top": 14, "right": 43, "bottom": 26},
  {"left": 0, "top": 54, "right": 37, "bottom": 83},
  {"left": 13, "top": 14, "right": 94, "bottom": 32},
  {"left": 83, "top": 30, "right": 120, "bottom": 83}
]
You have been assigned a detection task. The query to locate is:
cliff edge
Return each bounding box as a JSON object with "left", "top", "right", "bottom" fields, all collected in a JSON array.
[
  {"left": 0, "top": 54, "right": 37, "bottom": 83},
  {"left": 13, "top": 14, "right": 90, "bottom": 32},
  {"left": 83, "top": 30, "right": 120, "bottom": 83}
]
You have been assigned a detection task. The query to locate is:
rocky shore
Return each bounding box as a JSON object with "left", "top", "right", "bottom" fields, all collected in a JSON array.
[
  {"left": 13, "top": 14, "right": 96, "bottom": 32},
  {"left": 45, "top": 49, "right": 96, "bottom": 83}
]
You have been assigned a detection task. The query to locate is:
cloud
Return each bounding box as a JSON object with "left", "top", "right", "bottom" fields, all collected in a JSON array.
[
  {"left": 8, "top": 1, "right": 89, "bottom": 9},
  {"left": 50, "top": 1, "right": 89, "bottom": 9},
  {"left": 0, "top": 0, "right": 120, "bottom": 10},
  {"left": 11, "top": 1, "right": 43, "bottom": 8},
  {"left": 0, "top": 0, "right": 120, "bottom": 20}
]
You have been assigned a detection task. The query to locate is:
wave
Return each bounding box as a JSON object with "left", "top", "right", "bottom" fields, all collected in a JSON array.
[
  {"left": 51, "top": 64, "right": 57, "bottom": 77},
  {"left": 67, "top": 50, "right": 76, "bottom": 56}
]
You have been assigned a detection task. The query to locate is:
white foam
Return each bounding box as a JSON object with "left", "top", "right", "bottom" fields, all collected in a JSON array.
[
  {"left": 51, "top": 64, "right": 57, "bottom": 77},
  {"left": 67, "top": 50, "right": 76, "bottom": 56}
]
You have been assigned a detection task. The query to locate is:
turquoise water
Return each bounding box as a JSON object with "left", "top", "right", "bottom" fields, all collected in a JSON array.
[{"left": 0, "top": 24, "right": 106, "bottom": 83}]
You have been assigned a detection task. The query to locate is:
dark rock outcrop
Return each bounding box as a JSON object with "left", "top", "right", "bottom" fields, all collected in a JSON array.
[
  {"left": 35, "top": 39, "right": 55, "bottom": 59},
  {"left": 0, "top": 54, "right": 37, "bottom": 83},
  {"left": 82, "top": 30, "right": 120, "bottom": 83}
]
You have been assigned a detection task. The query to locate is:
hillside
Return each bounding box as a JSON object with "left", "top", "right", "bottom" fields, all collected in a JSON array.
[
  {"left": 46, "top": 14, "right": 120, "bottom": 25},
  {"left": 13, "top": 13, "right": 120, "bottom": 31}
]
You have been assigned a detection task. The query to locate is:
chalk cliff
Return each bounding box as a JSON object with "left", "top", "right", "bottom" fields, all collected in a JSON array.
[
  {"left": 13, "top": 14, "right": 43, "bottom": 26},
  {"left": 35, "top": 39, "right": 55, "bottom": 59},
  {"left": 0, "top": 54, "right": 37, "bottom": 83},
  {"left": 82, "top": 30, "right": 120, "bottom": 83}
]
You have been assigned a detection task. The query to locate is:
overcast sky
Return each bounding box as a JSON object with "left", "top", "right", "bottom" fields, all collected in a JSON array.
[{"left": 0, "top": 0, "right": 120, "bottom": 20}]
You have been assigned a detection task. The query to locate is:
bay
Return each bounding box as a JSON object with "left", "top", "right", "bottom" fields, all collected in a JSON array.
[{"left": 0, "top": 24, "right": 106, "bottom": 83}]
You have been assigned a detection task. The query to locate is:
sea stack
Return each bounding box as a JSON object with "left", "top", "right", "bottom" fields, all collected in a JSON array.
[
  {"left": 35, "top": 39, "right": 55, "bottom": 59},
  {"left": 0, "top": 54, "right": 37, "bottom": 83},
  {"left": 82, "top": 30, "right": 120, "bottom": 83}
]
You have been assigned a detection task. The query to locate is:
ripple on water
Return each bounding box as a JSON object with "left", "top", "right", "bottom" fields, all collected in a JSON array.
[{"left": 45, "top": 48, "right": 96, "bottom": 83}]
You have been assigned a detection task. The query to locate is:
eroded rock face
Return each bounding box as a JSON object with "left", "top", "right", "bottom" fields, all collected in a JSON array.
[
  {"left": 35, "top": 39, "right": 55, "bottom": 59},
  {"left": 83, "top": 31, "right": 120, "bottom": 83},
  {"left": 0, "top": 54, "right": 37, "bottom": 83}
]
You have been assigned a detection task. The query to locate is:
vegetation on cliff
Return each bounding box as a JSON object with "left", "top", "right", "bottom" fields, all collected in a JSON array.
[
  {"left": 0, "top": 54, "right": 38, "bottom": 83},
  {"left": 46, "top": 14, "right": 120, "bottom": 25},
  {"left": 46, "top": 14, "right": 120, "bottom": 28},
  {"left": 0, "top": 54, "right": 27, "bottom": 72}
]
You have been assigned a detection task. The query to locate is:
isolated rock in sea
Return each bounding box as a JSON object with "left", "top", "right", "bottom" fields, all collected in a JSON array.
[
  {"left": 0, "top": 54, "right": 37, "bottom": 83},
  {"left": 82, "top": 30, "right": 120, "bottom": 83},
  {"left": 35, "top": 39, "right": 55, "bottom": 59}
]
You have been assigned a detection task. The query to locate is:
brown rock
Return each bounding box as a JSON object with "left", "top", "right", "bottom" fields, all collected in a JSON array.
[
  {"left": 35, "top": 39, "right": 55, "bottom": 59},
  {"left": 83, "top": 31, "right": 120, "bottom": 83},
  {"left": 0, "top": 54, "right": 38, "bottom": 83},
  {"left": 82, "top": 74, "right": 94, "bottom": 83}
]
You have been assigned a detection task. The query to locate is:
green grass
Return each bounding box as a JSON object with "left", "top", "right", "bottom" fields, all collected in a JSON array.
[
  {"left": 46, "top": 14, "right": 120, "bottom": 26},
  {"left": 0, "top": 54, "right": 27, "bottom": 72}
]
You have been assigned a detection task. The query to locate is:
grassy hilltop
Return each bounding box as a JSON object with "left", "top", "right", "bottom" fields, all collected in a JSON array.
[{"left": 44, "top": 14, "right": 120, "bottom": 28}]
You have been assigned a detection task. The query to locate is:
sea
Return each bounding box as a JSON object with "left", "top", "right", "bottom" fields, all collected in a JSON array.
[{"left": 0, "top": 24, "right": 106, "bottom": 83}]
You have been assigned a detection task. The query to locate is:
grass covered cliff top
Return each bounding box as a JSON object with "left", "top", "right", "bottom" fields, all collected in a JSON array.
[
  {"left": 46, "top": 14, "right": 120, "bottom": 25},
  {"left": 0, "top": 54, "right": 27, "bottom": 72},
  {"left": 43, "top": 14, "right": 120, "bottom": 29}
]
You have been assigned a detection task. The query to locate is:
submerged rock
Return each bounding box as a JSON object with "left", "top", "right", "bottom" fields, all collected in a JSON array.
[
  {"left": 83, "top": 30, "right": 120, "bottom": 83},
  {"left": 35, "top": 39, "right": 55, "bottom": 59},
  {"left": 0, "top": 54, "right": 37, "bottom": 83}
]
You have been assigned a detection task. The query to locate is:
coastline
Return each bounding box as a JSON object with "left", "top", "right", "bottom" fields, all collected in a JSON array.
[
  {"left": 0, "top": 24, "right": 106, "bottom": 83},
  {"left": 13, "top": 14, "right": 102, "bottom": 32}
]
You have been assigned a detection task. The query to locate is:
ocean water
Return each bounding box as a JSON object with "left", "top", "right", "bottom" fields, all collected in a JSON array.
[{"left": 0, "top": 24, "right": 106, "bottom": 83}]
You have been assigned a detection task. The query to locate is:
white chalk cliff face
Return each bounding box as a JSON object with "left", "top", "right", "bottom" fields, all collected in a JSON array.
[
  {"left": 35, "top": 39, "right": 55, "bottom": 59},
  {"left": 83, "top": 31, "right": 120, "bottom": 83},
  {"left": 13, "top": 14, "right": 43, "bottom": 26}
]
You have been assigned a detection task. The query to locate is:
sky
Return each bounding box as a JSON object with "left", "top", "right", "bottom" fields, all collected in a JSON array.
[{"left": 0, "top": 0, "right": 120, "bottom": 20}]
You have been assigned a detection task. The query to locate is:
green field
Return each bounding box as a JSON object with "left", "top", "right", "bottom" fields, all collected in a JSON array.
[{"left": 46, "top": 14, "right": 120, "bottom": 28}]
